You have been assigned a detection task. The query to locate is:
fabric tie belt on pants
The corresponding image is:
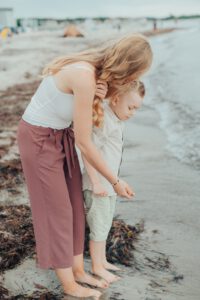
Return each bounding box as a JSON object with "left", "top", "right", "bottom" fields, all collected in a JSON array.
[{"left": 49, "top": 126, "right": 76, "bottom": 178}]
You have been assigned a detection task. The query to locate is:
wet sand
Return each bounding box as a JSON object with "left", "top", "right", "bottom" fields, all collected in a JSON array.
[
  {"left": 115, "top": 105, "right": 200, "bottom": 299},
  {"left": 1, "top": 27, "right": 200, "bottom": 299}
]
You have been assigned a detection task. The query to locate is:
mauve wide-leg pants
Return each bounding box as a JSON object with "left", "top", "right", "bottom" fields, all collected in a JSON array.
[{"left": 17, "top": 119, "right": 85, "bottom": 269}]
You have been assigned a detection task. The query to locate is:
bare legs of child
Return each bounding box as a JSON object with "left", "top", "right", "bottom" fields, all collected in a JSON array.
[
  {"left": 90, "top": 240, "right": 121, "bottom": 283},
  {"left": 55, "top": 253, "right": 109, "bottom": 299},
  {"left": 101, "top": 241, "right": 121, "bottom": 271}
]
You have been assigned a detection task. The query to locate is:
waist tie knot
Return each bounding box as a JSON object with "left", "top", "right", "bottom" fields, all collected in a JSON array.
[{"left": 62, "top": 127, "right": 76, "bottom": 178}]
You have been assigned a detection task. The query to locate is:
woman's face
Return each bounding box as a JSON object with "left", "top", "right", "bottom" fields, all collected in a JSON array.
[{"left": 110, "top": 90, "right": 143, "bottom": 121}]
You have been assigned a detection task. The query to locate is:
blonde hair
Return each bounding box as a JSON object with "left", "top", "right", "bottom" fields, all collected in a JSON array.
[
  {"left": 42, "top": 34, "right": 153, "bottom": 127},
  {"left": 110, "top": 80, "right": 145, "bottom": 100}
]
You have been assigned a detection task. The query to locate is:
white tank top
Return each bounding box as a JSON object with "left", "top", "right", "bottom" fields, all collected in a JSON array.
[{"left": 22, "top": 64, "right": 94, "bottom": 129}]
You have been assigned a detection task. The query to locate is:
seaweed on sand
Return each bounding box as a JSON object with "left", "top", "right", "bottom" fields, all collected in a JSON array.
[
  {"left": 0, "top": 205, "right": 35, "bottom": 271},
  {"left": 0, "top": 159, "right": 24, "bottom": 194}
]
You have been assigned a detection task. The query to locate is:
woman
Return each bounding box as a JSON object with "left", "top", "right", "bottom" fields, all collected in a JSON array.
[{"left": 17, "top": 34, "right": 153, "bottom": 299}]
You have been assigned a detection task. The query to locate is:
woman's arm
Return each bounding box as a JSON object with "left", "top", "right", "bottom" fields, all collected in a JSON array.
[
  {"left": 70, "top": 69, "right": 117, "bottom": 184},
  {"left": 81, "top": 153, "right": 100, "bottom": 185},
  {"left": 82, "top": 153, "right": 108, "bottom": 196},
  {"left": 69, "top": 68, "right": 134, "bottom": 198}
]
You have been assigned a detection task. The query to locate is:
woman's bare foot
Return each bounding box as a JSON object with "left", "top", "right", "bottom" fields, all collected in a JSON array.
[
  {"left": 92, "top": 266, "right": 121, "bottom": 283},
  {"left": 74, "top": 270, "right": 109, "bottom": 289},
  {"left": 64, "top": 282, "right": 102, "bottom": 299},
  {"left": 103, "top": 261, "right": 121, "bottom": 271}
]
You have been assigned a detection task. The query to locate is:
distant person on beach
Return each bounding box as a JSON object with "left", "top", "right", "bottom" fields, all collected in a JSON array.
[
  {"left": 82, "top": 81, "right": 145, "bottom": 283},
  {"left": 153, "top": 19, "right": 157, "bottom": 31},
  {"left": 17, "top": 34, "right": 152, "bottom": 299}
]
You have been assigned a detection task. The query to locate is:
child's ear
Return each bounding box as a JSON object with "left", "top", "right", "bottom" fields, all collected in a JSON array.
[{"left": 111, "top": 95, "right": 119, "bottom": 106}]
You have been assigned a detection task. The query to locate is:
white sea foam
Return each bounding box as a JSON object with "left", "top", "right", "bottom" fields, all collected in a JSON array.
[{"left": 145, "top": 20, "right": 200, "bottom": 169}]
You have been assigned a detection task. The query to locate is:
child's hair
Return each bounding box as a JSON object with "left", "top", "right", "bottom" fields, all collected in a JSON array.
[
  {"left": 108, "top": 80, "right": 145, "bottom": 102},
  {"left": 42, "top": 34, "right": 152, "bottom": 127}
]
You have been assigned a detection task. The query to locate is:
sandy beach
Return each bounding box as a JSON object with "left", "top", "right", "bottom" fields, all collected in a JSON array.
[{"left": 1, "top": 22, "right": 200, "bottom": 300}]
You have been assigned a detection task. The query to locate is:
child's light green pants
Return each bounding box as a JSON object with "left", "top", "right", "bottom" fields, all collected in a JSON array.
[{"left": 84, "top": 190, "right": 117, "bottom": 241}]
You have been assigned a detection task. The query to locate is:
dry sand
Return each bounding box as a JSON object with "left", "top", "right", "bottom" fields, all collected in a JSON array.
[{"left": 1, "top": 28, "right": 200, "bottom": 300}]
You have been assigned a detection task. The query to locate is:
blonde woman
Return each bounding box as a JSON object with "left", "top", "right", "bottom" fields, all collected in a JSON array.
[{"left": 17, "top": 34, "right": 153, "bottom": 299}]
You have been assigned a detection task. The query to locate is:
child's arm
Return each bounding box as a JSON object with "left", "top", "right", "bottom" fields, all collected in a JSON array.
[{"left": 82, "top": 153, "right": 108, "bottom": 196}]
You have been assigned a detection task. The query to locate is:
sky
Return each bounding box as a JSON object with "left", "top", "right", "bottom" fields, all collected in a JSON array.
[{"left": 0, "top": 0, "right": 200, "bottom": 19}]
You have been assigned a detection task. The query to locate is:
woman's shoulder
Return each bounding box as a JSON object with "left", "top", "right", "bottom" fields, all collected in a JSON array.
[
  {"left": 62, "top": 61, "right": 95, "bottom": 74},
  {"left": 69, "top": 62, "right": 96, "bottom": 91},
  {"left": 54, "top": 61, "right": 96, "bottom": 94}
]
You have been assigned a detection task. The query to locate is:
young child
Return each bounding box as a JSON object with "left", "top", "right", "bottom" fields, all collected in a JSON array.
[{"left": 81, "top": 81, "right": 145, "bottom": 283}]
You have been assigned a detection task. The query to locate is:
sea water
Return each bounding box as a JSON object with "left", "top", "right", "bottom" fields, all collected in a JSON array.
[{"left": 145, "top": 19, "right": 200, "bottom": 170}]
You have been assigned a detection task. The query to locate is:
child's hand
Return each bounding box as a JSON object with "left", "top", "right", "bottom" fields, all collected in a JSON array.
[
  {"left": 95, "top": 80, "right": 108, "bottom": 100},
  {"left": 113, "top": 179, "right": 135, "bottom": 199},
  {"left": 92, "top": 182, "right": 108, "bottom": 197}
]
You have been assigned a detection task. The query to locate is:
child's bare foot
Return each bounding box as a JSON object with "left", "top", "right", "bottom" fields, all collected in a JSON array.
[
  {"left": 103, "top": 261, "right": 121, "bottom": 271},
  {"left": 74, "top": 270, "right": 109, "bottom": 289},
  {"left": 92, "top": 266, "right": 121, "bottom": 283},
  {"left": 64, "top": 282, "right": 102, "bottom": 299}
]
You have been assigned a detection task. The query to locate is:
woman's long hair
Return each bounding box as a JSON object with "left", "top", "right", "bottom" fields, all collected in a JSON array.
[{"left": 42, "top": 34, "right": 153, "bottom": 127}]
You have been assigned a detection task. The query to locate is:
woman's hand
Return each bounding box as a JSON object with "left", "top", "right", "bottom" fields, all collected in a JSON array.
[
  {"left": 95, "top": 80, "right": 108, "bottom": 100},
  {"left": 113, "top": 179, "right": 135, "bottom": 199}
]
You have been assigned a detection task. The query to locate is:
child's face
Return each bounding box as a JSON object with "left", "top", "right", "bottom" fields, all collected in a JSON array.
[{"left": 110, "top": 90, "right": 143, "bottom": 121}]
